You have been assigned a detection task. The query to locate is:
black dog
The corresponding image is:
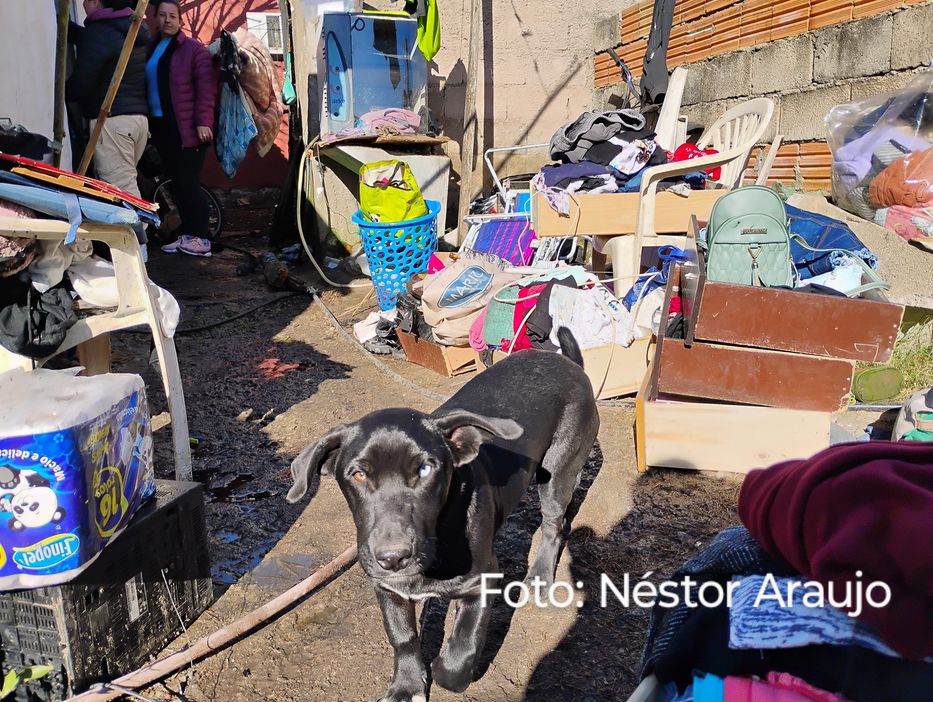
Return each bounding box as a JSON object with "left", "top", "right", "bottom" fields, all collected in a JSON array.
[{"left": 287, "top": 330, "right": 600, "bottom": 701}]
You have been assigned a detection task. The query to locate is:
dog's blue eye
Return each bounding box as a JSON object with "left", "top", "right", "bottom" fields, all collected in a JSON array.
[{"left": 418, "top": 464, "right": 433, "bottom": 478}]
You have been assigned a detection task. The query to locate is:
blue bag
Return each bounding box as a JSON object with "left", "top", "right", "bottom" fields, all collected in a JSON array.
[{"left": 622, "top": 245, "right": 687, "bottom": 310}]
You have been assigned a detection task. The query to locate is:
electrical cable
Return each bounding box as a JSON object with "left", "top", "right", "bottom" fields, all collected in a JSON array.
[{"left": 296, "top": 139, "right": 373, "bottom": 290}]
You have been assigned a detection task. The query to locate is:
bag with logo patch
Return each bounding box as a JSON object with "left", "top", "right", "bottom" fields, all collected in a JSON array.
[
  {"left": 414, "top": 251, "right": 521, "bottom": 346},
  {"left": 703, "top": 185, "right": 795, "bottom": 288}
]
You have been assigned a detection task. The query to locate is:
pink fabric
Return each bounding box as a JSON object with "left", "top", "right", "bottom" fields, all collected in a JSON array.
[
  {"left": 877, "top": 205, "right": 933, "bottom": 242},
  {"left": 724, "top": 676, "right": 825, "bottom": 702},
  {"left": 428, "top": 253, "right": 447, "bottom": 274},
  {"left": 509, "top": 283, "right": 547, "bottom": 352},
  {"left": 469, "top": 307, "right": 488, "bottom": 351},
  {"left": 766, "top": 673, "right": 848, "bottom": 702}
]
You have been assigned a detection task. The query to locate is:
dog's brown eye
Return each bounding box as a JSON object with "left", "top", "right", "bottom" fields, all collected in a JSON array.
[{"left": 350, "top": 469, "right": 368, "bottom": 483}]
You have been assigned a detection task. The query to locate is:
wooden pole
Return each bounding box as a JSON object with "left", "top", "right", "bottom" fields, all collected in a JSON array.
[
  {"left": 457, "top": 0, "right": 481, "bottom": 237},
  {"left": 52, "top": 0, "right": 71, "bottom": 168},
  {"left": 77, "top": 0, "right": 150, "bottom": 176}
]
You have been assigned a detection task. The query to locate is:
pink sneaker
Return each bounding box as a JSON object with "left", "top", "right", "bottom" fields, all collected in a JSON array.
[
  {"left": 178, "top": 236, "right": 212, "bottom": 257},
  {"left": 161, "top": 235, "right": 193, "bottom": 254}
]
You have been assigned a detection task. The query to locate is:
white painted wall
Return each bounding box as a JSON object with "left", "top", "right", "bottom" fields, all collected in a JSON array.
[{"left": 0, "top": 0, "right": 76, "bottom": 168}]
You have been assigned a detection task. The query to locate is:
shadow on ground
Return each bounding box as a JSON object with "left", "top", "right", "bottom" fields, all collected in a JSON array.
[
  {"left": 113, "top": 243, "right": 352, "bottom": 593},
  {"left": 523, "top": 470, "right": 741, "bottom": 700}
]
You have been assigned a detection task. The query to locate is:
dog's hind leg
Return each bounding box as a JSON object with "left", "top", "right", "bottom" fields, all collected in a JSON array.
[
  {"left": 527, "top": 438, "right": 593, "bottom": 586},
  {"left": 374, "top": 588, "right": 428, "bottom": 702}
]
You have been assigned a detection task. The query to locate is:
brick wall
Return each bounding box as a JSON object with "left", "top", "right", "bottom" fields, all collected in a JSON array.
[{"left": 594, "top": 0, "right": 933, "bottom": 191}]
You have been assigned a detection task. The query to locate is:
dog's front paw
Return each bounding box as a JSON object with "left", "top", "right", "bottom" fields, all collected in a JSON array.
[
  {"left": 524, "top": 566, "right": 555, "bottom": 589},
  {"left": 431, "top": 654, "right": 474, "bottom": 693},
  {"left": 377, "top": 684, "right": 427, "bottom": 702}
]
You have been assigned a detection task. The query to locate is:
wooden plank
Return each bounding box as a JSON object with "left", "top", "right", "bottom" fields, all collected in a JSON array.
[
  {"left": 77, "top": 335, "right": 112, "bottom": 376},
  {"left": 531, "top": 189, "right": 728, "bottom": 237},
  {"left": 657, "top": 339, "right": 855, "bottom": 412},
  {"left": 642, "top": 398, "right": 832, "bottom": 473},
  {"left": 634, "top": 359, "right": 653, "bottom": 473},
  {"left": 694, "top": 280, "right": 904, "bottom": 363}
]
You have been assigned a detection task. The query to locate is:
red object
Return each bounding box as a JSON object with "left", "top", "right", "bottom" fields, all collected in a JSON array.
[
  {"left": 671, "top": 143, "right": 721, "bottom": 181},
  {"left": 427, "top": 253, "right": 447, "bottom": 274},
  {"left": 668, "top": 297, "right": 682, "bottom": 314},
  {"left": 0, "top": 152, "right": 158, "bottom": 212},
  {"left": 738, "top": 441, "right": 933, "bottom": 660},
  {"left": 151, "top": 31, "right": 217, "bottom": 149},
  {"left": 508, "top": 283, "right": 548, "bottom": 352}
]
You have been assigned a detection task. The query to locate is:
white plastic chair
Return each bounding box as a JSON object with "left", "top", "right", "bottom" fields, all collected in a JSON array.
[
  {"left": 596, "top": 97, "right": 776, "bottom": 294},
  {"left": 0, "top": 216, "right": 193, "bottom": 481}
]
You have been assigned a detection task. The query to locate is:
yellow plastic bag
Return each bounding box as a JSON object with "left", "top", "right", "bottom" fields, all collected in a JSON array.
[{"left": 359, "top": 160, "right": 428, "bottom": 223}]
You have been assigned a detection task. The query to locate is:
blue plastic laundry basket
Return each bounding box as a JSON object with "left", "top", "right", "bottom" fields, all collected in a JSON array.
[{"left": 352, "top": 200, "right": 440, "bottom": 310}]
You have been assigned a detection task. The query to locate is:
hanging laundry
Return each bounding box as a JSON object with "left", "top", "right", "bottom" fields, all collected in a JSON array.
[
  {"left": 215, "top": 83, "right": 259, "bottom": 178},
  {"left": 405, "top": 0, "right": 440, "bottom": 62},
  {"left": 233, "top": 28, "right": 283, "bottom": 157}
]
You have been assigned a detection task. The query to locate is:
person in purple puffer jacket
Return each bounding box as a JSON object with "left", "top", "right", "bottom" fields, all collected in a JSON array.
[{"left": 146, "top": 0, "right": 217, "bottom": 257}]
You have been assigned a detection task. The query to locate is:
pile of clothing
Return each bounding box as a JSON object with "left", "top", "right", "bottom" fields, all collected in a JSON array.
[
  {"left": 534, "top": 108, "right": 719, "bottom": 214},
  {"left": 827, "top": 70, "right": 933, "bottom": 249},
  {"left": 642, "top": 441, "right": 933, "bottom": 702},
  {"left": 320, "top": 108, "right": 425, "bottom": 144}
]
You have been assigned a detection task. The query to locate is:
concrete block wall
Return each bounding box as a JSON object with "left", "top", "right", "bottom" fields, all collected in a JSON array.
[
  {"left": 595, "top": 0, "right": 933, "bottom": 190},
  {"left": 428, "top": 0, "right": 633, "bottom": 214}
]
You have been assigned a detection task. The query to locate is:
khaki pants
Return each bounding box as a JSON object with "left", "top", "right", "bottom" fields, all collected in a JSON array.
[{"left": 90, "top": 114, "right": 148, "bottom": 198}]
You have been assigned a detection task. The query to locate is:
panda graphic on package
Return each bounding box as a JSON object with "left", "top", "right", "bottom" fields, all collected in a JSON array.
[{"left": 0, "top": 465, "right": 66, "bottom": 532}]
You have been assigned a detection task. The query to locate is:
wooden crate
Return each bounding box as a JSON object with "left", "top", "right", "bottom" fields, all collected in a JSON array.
[
  {"left": 682, "top": 218, "right": 904, "bottom": 364},
  {"left": 531, "top": 189, "right": 727, "bottom": 238},
  {"left": 635, "top": 383, "right": 833, "bottom": 473},
  {"left": 397, "top": 331, "right": 480, "bottom": 377},
  {"left": 635, "top": 266, "right": 832, "bottom": 473}
]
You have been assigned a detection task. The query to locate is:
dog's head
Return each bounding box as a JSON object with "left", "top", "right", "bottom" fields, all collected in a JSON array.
[{"left": 286, "top": 407, "right": 522, "bottom": 580}]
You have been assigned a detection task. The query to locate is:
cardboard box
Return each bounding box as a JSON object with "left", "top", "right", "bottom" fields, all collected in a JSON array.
[
  {"left": 397, "top": 330, "right": 480, "bottom": 377},
  {"left": 493, "top": 337, "right": 654, "bottom": 401},
  {"left": 531, "top": 189, "right": 727, "bottom": 238}
]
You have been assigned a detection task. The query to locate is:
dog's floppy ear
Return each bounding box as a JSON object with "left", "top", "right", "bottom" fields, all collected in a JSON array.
[
  {"left": 433, "top": 411, "right": 523, "bottom": 467},
  {"left": 286, "top": 424, "right": 348, "bottom": 503}
]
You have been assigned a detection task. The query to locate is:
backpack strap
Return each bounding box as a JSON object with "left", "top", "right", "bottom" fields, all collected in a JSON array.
[{"left": 790, "top": 235, "right": 890, "bottom": 298}]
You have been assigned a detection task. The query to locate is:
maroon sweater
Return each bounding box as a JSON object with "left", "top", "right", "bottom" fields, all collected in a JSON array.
[
  {"left": 150, "top": 30, "right": 215, "bottom": 148},
  {"left": 739, "top": 441, "right": 933, "bottom": 660}
]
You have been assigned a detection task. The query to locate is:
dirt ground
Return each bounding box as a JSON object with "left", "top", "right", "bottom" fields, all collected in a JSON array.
[{"left": 108, "top": 234, "right": 878, "bottom": 702}]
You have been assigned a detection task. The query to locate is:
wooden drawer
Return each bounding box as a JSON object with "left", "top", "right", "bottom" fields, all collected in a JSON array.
[
  {"left": 682, "top": 218, "right": 904, "bottom": 363},
  {"left": 656, "top": 339, "right": 854, "bottom": 412}
]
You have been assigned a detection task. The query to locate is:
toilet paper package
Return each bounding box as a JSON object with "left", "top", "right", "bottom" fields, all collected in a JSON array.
[{"left": 0, "top": 369, "right": 155, "bottom": 590}]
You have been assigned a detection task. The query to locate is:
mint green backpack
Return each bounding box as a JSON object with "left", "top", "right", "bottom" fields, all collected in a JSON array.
[{"left": 704, "top": 186, "right": 794, "bottom": 288}]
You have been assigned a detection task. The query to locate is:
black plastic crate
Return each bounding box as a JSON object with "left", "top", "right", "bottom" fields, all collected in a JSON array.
[{"left": 0, "top": 480, "right": 213, "bottom": 701}]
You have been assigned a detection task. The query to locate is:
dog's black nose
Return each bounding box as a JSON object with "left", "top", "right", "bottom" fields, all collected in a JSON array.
[{"left": 375, "top": 545, "right": 413, "bottom": 572}]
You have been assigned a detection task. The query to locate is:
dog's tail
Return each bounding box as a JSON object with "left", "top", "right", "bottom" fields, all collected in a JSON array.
[{"left": 556, "top": 326, "right": 585, "bottom": 368}]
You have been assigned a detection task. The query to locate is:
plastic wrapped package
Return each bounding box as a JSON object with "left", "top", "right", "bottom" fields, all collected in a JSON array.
[
  {"left": 0, "top": 369, "right": 155, "bottom": 590},
  {"left": 826, "top": 70, "right": 933, "bottom": 221}
]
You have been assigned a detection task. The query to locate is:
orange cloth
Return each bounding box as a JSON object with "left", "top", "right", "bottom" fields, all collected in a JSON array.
[{"left": 868, "top": 147, "right": 933, "bottom": 208}]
